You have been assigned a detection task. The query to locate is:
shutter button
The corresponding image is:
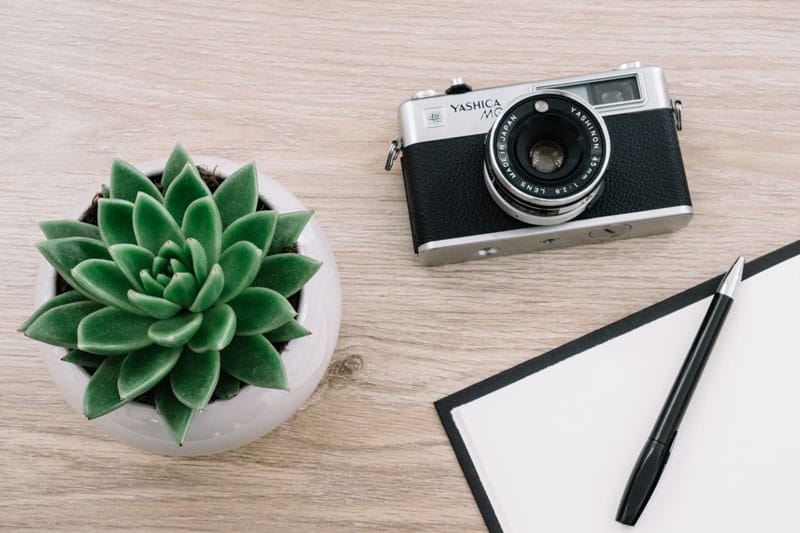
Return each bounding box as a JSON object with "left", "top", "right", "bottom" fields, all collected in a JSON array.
[{"left": 445, "top": 77, "right": 472, "bottom": 95}]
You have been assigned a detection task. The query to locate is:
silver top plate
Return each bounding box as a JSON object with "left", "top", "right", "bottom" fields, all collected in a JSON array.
[{"left": 398, "top": 65, "right": 672, "bottom": 148}]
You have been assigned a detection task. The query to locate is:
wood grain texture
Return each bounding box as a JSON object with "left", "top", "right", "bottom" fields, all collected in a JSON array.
[{"left": 1, "top": 1, "right": 799, "bottom": 530}]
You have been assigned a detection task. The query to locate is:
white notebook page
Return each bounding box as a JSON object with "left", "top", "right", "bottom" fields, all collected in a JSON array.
[{"left": 452, "top": 254, "right": 800, "bottom": 533}]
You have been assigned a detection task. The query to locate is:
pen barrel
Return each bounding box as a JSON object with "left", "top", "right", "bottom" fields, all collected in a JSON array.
[
  {"left": 616, "top": 439, "right": 670, "bottom": 525},
  {"left": 649, "top": 292, "right": 734, "bottom": 444}
]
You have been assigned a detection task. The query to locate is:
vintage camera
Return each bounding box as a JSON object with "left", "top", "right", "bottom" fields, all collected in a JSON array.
[{"left": 385, "top": 62, "right": 692, "bottom": 265}]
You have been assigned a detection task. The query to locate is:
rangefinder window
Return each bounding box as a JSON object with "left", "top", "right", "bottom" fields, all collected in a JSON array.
[{"left": 557, "top": 76, "right": 641, "bottom": 106}]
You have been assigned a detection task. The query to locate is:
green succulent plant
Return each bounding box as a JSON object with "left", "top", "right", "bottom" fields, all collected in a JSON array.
[{"left": 20, "top": 145, "right": 321, "bottom": 445}]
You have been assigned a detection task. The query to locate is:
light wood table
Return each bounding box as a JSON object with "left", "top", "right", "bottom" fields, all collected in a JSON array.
[{"left": 2, "top": 1, "right": 799, "bottom": 530}]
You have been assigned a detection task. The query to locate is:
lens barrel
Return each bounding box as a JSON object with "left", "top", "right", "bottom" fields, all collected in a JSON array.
[{"left": 484, "top": 90, "right": 611, "bottom": 225}]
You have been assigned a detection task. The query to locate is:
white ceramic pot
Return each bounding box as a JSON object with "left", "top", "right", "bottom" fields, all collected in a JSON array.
[{"left": 34, "top": 156, "right": 341, "bottom": 456}]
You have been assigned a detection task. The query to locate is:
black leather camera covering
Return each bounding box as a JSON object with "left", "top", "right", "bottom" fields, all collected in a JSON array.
[{"left": 400, "top": 108, "right": 692, "bottom": 251}]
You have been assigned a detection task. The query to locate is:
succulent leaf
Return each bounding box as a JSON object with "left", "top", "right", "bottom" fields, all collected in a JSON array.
[
  {"left": 221, "top": 335, "right": 288, "bottom": 390},
  {"left": 221, "top": 211, "right": 277, "bottom": 254},
  {"left": 266, "top": 318, "right": 311, "bottom": 343},
  {"left": 154, "top": 379, "right": 195, "bottom": 446},
  {"left": 40, "top": 220, "right": 102, "bottom": 241},
  {"left": 25, "top": 301, "right": 103, "bottom": 347},
  {"left": 169, "top": 258, "right": 189, "bottom": 274},
  {"left": 218, "top": 241, "right": 262, "bottom": 303},
  {"left": 164, "top": 163, "right": 211, "bottom": 226},
  {"left": 188, "top": 304, "right": 236, "bottom": 352},
  {"left": 110, "top": 159, "right": 162, "bottom": 204},
  {"left": 148, "top": 312, "right": 203, "bottom": 347},
  {"left": 133, "top": 192, "right": 184, "bottom": 253},
  {"left": 163, "top": 272, "right": 198, "bottom": 307},
  {"left": 214, "top": 370, "right": 240, "bottom": 400},
  {"left": 117, "top": 344, "right": 182, "bottom": 400},
  {"left": 182, "top": 197, "right": 222, "bottom": 265},
  {"left": 157, "top": 240, "right": 190, "bottom": 264},
  {"left": 152, "top": 256, "right": 168, "bottom": 276},
  {"left": 185, "top": 238, "right": 208, "bottom": 284},
  {"left": 37, "top": 237, "right": 111, "bottom": 295},
  {"left": 97, "top": 199, "right": 136, "bottom": 245},
  {"left": 19, "top": 290, "right": 87, "bottom": 332},
  {"left": 228, "top": 287, "right": 294, "bottom": 335},
  {"left": 253, "top": 253, "right": 321, "bottom": 297},
  {"left": 161, "top": 144, "right": 194, "bottom": 191},
  {"left": 213, "top": 162, "right": 258, "bottom": 228},
  {"left": 140, "top": 270, "right": 165, "bottom": 297},
  {"left": 269, "top": 211, "right": 312, "bottom": 254},
  {"left": 62, "top": 349, "right": 106, "bottom": 368},
  {"left": 127, "top": 290, "right": 182, "bottom": 319},
  {"left": 156, "top": 273, "right": 171, "bottom": 286},
  {"left": 71, "top": 259, "right": 147, "bottom": 316},
  {"left": 188, "top": 263, "right": 224, "bottom": 312},
  {"left": 77, "top": 307, "right": 155, "bottom": 355},
  {"left": 170, "top": 349, "right": 220, "bottom": 409},
  {"left": 108, "top": 244, "right": 153, "bottom": 292},
  {"left": 83, "top": 355, "right": 131, "bottom": 419}
]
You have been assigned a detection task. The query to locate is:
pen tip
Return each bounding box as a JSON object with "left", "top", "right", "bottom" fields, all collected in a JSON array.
[
  {"left": 718, "top": 256, "right": 744, "bottom": 297},
  {"left": 732, "top": 256, "right": 745, "bottom": 278}
]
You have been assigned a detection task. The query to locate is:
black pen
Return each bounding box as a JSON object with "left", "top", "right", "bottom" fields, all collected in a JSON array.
[{"left": 616, "top": 256, "right": 745, "bottom": 526}]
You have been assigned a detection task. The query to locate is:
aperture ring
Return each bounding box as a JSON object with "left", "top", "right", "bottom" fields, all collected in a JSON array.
[{"left": 483, "top": 165, "right": 604, "bottom": 225}]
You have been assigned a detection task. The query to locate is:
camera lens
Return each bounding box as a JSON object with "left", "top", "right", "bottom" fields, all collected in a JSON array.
[
  {"left": 484, "top": 90, "right": 610, "bottom": 226},
  {"left": 529, "top": 140, "right": 565, "bottom": 174}
]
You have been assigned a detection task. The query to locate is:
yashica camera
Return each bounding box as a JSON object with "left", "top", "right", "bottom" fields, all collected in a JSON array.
[{"left": 385, "top": 62, "right": 692, "bottom": 265}]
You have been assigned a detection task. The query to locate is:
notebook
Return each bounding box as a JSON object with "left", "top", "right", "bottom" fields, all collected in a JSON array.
[{"left": 435, "top": 241, "right": 800, "bottom": 533}]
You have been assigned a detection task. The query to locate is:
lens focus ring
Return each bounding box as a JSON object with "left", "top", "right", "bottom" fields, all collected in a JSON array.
[{"left": 484, "top": 89, "right": 611, "bottom": 225}]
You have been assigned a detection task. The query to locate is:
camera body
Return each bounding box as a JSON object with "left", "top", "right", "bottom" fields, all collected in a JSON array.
[{"left": 388, "top": 63, "right": 692, "bottom": 265}]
